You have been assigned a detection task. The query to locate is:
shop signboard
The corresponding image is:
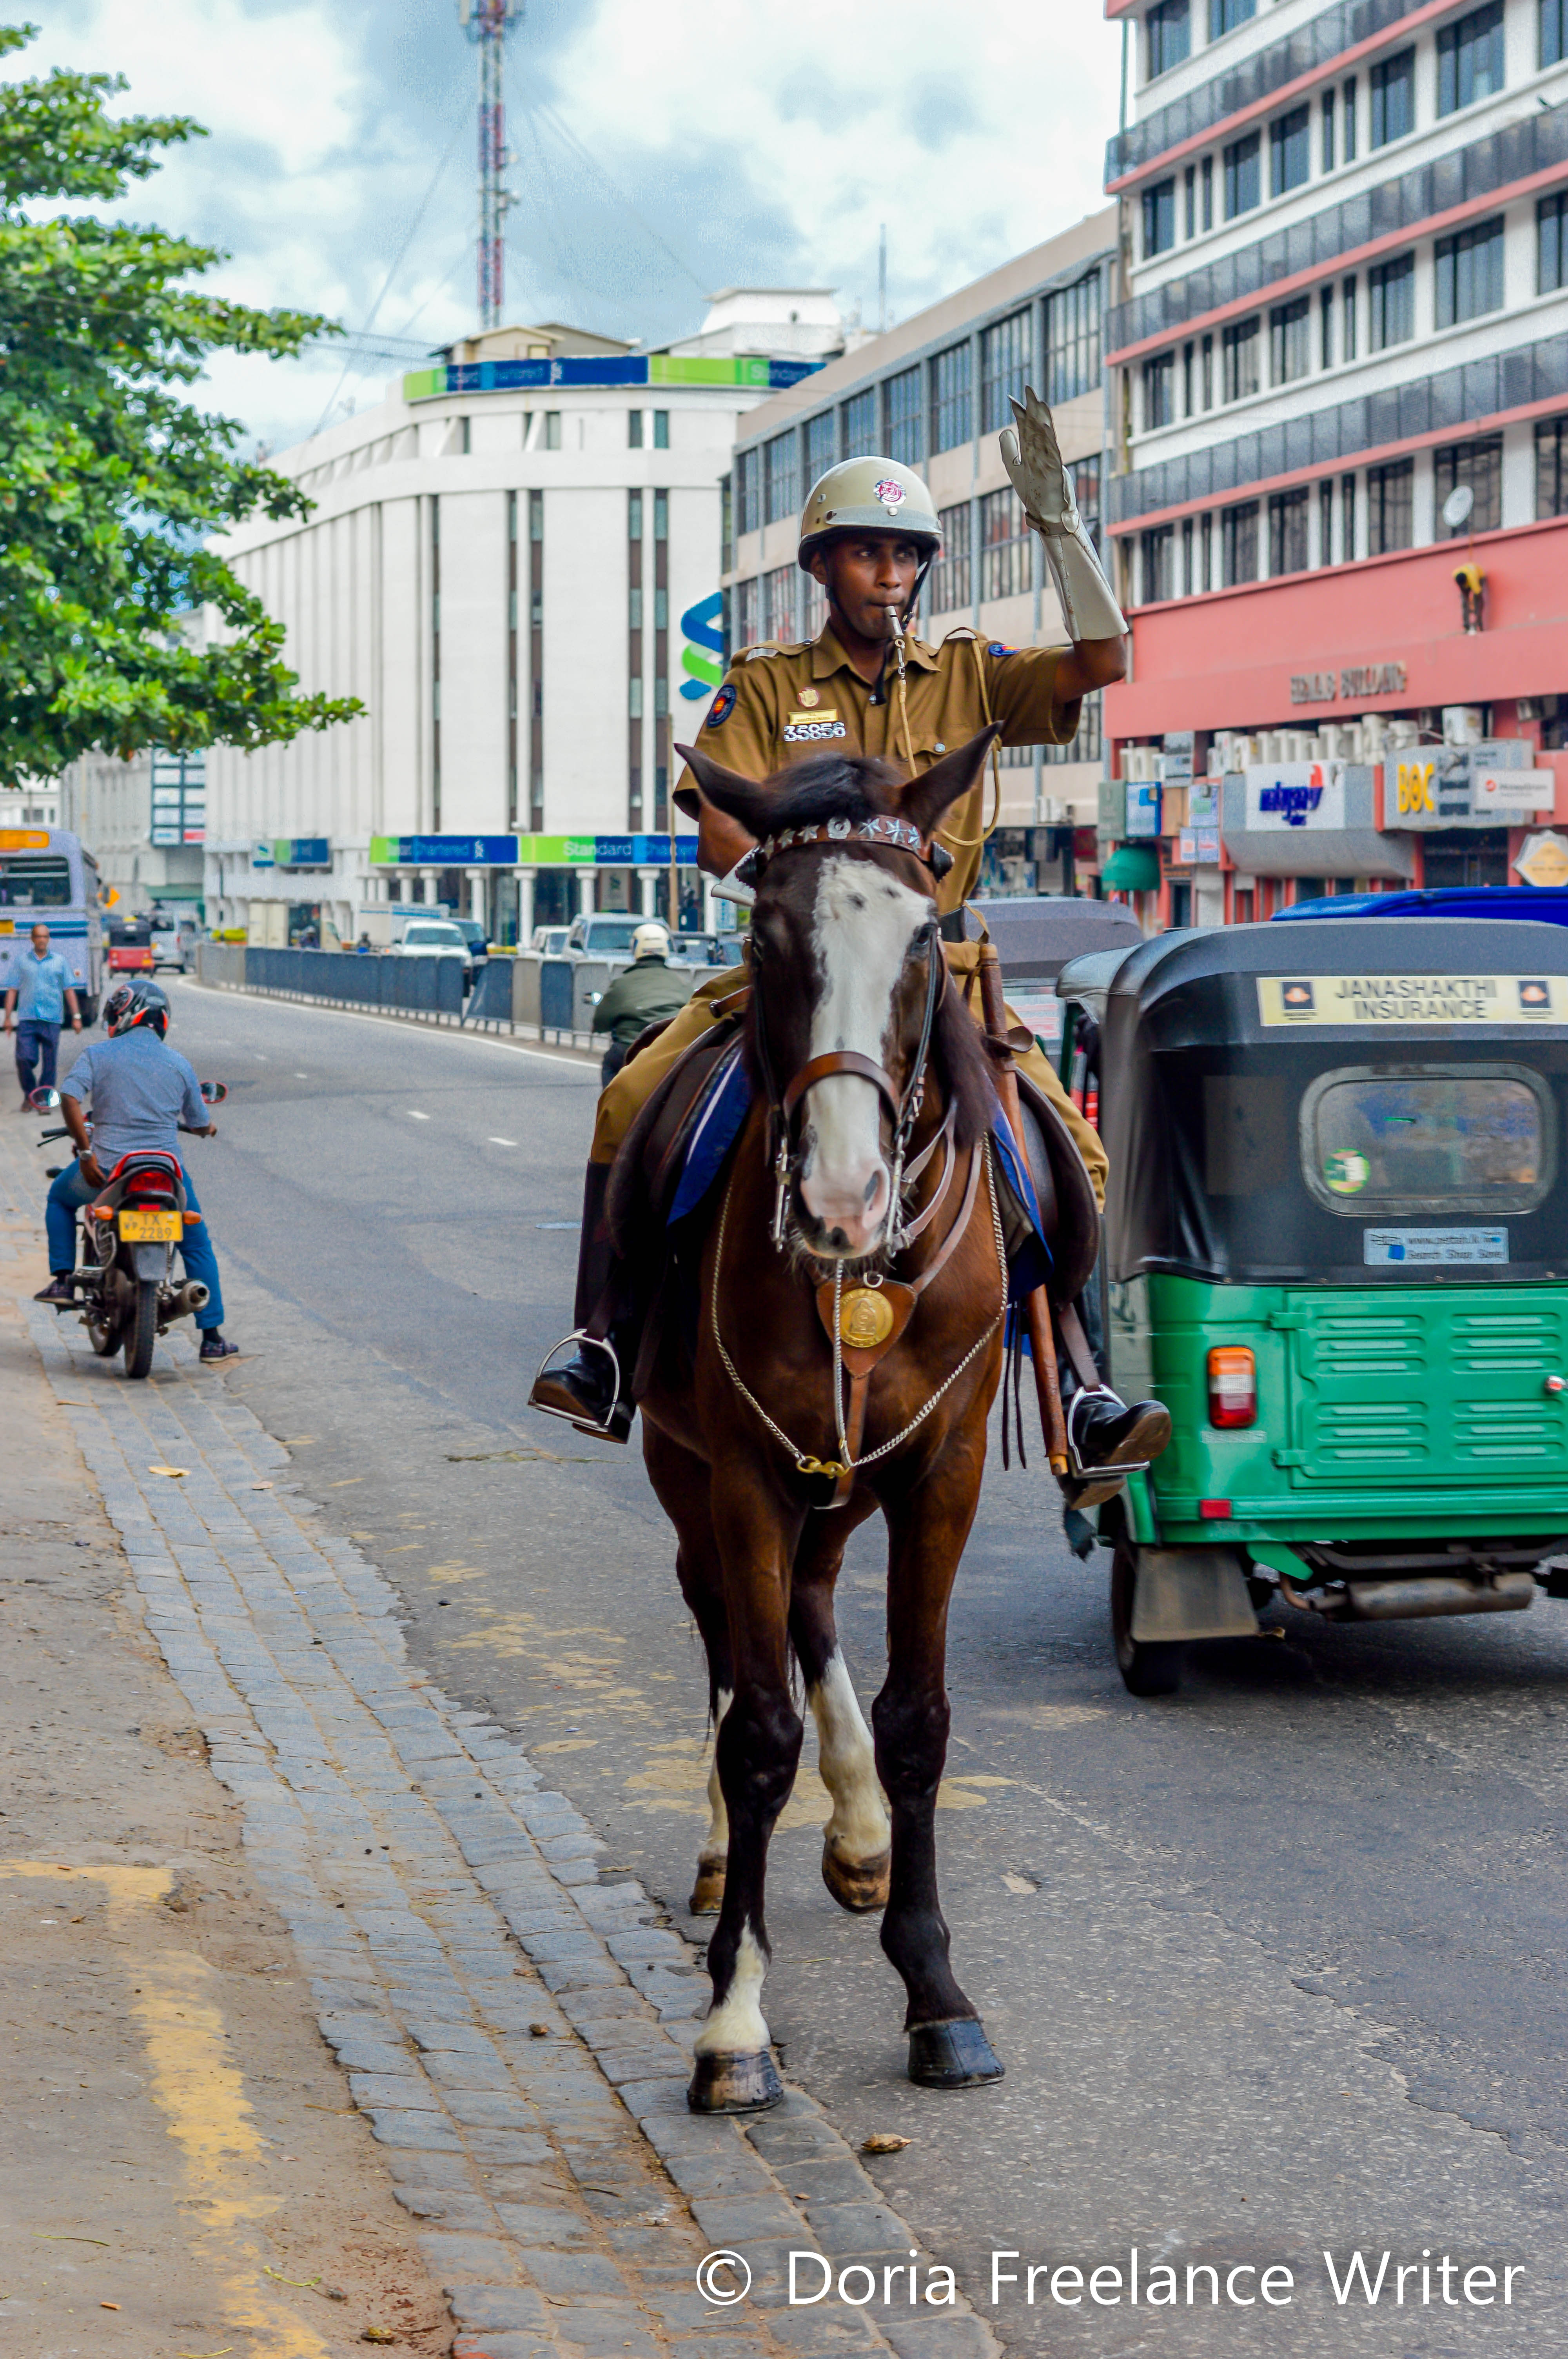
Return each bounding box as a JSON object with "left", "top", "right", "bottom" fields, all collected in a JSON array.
[
  {"left": 1516, "top": 831, "right": 1568, "bottom": 889},
  {"left": 1246, "top": 761, "right": 1348, "bottom": 834},
  {"left": 1125, "top": 783, "right": 1162, "bottom": 840},
  {"left": 1221, "top": 766, "right": 1413, "bottom": 881},
  {"left": 273, "top": 837, "right": 331, "bottom": 870},
  {"left": 250, "top": 840, "right": 276, "bottom": 869},
  {"left": 1178, "top": 827, "right": 1221, "bottom": 865},
  {"left": 1385, "top": 747, "right": 1553, "bottom": 829},
  {"left": 371, "top": 834, "right": 520, "bottom": 866}
]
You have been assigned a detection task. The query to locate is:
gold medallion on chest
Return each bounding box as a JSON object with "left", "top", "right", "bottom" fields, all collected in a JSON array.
[{"left": 839, "top": 1287, "right": 895, "bottom": 1349}]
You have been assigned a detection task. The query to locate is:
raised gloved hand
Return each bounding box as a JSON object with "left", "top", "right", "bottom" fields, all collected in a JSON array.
[{"left": 998, "top": 384, "right": 1127, "bottom": 644}]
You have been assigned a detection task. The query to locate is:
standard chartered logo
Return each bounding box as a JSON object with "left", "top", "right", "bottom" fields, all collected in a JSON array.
[{"left": 679, "top": 591, "right": 725, "bottom": 702}]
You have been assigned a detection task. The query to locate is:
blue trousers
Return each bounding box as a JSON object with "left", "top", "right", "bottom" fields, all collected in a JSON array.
[
  {"left": 46, "top": 1158, "right": 225, "bottom": 1330},
  {"left": 15, "top": 1018, "right": 61, "bottom": 1096}
]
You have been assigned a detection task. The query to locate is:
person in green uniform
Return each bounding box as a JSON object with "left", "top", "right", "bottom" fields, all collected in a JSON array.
[
  {"left": 591, "top": 922, "right": 691, "bottom": 1085},
  {"left": 532, "top": 390, "right": 1167, "bottom": 1482}
]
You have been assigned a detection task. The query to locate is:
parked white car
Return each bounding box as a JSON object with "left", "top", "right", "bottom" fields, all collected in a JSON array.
[{"left": 391, "top": 919, "right": 473, "bottom": 991}]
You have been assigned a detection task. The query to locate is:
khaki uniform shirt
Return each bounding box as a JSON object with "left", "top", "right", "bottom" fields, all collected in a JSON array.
[{"left": 681, "top": 625, "right": 1082, "bottom": 914}]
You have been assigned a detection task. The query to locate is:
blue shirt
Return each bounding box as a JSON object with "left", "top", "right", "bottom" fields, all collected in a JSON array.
[
  {"left": 61, "top": 1030, "right": 207, "bottom": 1169},
  {"left": 11, "top": 947, "right": 73, "bottom": 1024}
]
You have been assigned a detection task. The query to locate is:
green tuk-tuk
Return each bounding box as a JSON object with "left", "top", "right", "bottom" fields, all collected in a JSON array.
[{"left": 1057, "top": 918, "right": 1568, "bottom": 1695}]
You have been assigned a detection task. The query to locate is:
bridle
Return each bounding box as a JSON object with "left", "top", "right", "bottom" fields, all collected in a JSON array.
[{"left": 742, "top": 815, "right": 948, "bottom": 1252}]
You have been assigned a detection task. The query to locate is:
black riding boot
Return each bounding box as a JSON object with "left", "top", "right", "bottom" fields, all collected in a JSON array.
[
  {"left": 1057, "top": 1299, "right": 1170, "bottom": 1504},
  {"left": 528, "top": 1163, "right": 636, "bottom": 1442}
]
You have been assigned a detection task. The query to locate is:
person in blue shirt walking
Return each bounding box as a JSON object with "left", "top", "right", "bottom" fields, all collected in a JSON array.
[
  {"left": 33, "top": 978, "right": 239, "bottom": 1363},
  {"left": 4, "top": 921, "right": 82, "bottom": 1108}
]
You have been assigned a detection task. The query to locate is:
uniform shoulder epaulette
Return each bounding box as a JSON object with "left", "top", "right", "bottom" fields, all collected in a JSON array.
[{"left": 743, "top": 642, "right": 781, "bottom": 662}]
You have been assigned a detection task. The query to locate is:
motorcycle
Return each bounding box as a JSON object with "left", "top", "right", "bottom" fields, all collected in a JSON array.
[{"left": 32, "top": 1081, "right": 228, "bottom": 1379}]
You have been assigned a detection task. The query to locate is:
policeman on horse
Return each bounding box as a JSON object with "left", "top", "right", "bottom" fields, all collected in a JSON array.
[{"left": 531, "top": 388, "right": 1168, "bottom": 1486}]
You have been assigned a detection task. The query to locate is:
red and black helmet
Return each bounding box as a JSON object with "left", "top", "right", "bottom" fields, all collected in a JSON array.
[{"left": 104, "top": 979, "right": 171, "bottom": 1038}]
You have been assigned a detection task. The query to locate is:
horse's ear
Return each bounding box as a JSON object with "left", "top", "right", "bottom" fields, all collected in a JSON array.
[
  {"left": 900, "top": 726, "right": 1002, "bottom": 840},
  {"left": 673, "top": 745, "right": 773, "bottom": 838}
]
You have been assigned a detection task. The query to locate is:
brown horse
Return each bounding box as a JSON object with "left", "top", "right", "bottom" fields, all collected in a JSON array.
[{"left": 637, "top": 729, "right": 1015, "bottom": 2112}]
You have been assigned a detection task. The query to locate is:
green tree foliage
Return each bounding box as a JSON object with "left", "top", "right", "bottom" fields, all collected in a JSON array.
[{"left": 0, "top": 21, "right": 361, "bottom": 783}]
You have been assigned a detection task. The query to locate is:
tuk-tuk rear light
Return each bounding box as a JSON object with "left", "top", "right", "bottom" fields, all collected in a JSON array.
[
  {"left": 1200, "top": 1498, "right": 1234, "bottom": 1520},
  {"left": 1207, "top": 1346, "right": 1257, "bottom": 1428}
]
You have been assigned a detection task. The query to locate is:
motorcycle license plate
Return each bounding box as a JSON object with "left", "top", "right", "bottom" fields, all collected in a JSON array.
[{"left": 118, "top": 1209, "right": 181, "bottom": 1242}]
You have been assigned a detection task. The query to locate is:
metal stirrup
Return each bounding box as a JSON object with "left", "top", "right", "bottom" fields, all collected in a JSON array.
[{"left": 530, "top": 1329, "right": 622, "bottom": 1431}]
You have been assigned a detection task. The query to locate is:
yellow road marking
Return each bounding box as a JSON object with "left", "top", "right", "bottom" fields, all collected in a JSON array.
[{"left": 0, "top": 1864, "right": 332, "bottom": 2357}]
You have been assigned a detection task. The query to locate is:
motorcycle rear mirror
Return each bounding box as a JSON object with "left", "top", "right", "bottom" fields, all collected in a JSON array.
[
  {"left": 199, "top": 1080, "right": 229, "bottom": 1105},
  {"left": 27, "top": 1086, "right": 60, "bottom": 1112}
]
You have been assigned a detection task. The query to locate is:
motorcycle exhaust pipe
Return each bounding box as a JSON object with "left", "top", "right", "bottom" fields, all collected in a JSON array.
[{"left": 1283, "top": 1571, "right": 1536, "bottom": 1620}]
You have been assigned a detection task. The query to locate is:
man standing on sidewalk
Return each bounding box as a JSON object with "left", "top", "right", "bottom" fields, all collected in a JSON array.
[{"left": 3, "top": 921, "right": 82, "bottom": 1108}]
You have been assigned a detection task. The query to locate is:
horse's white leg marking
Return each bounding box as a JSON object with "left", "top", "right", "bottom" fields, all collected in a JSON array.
[
  {"left": 693, "top": 1924, "right": 769, "bottom": 2054},
  {"left": 699, "top": 1687, "right": 732, "bottom": 1865},
  {"left": 810, "top": 1650, "right": 889, "bottom": 1861},
  {"left": 799, "top": 855, "right": 931, "bottom": 1255}
]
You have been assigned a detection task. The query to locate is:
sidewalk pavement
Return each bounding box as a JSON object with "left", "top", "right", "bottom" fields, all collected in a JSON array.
[{"left": 0, "top": 1123, "right": 1001, "bottom": 2359}]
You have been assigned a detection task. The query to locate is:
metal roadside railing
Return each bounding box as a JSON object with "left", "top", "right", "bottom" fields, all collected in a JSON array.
[{"left": 191, "top": 941, "right": 706, "bottom": 1054}]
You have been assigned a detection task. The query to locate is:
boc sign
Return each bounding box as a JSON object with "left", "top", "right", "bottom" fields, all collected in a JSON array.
[{"left": 1387, "top": 754, "right": 1554, "bottom": 829}]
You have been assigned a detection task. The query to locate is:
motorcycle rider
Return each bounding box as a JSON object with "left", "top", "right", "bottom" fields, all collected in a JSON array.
[
  {"left": 591, "top": 921, "right": 691, "bottom": 1085},
  {"left": 532, "top": 391, "right": 1170, "bottom": 1485},
  {"left": 33, "top": 978, "right": 239, "bottom": 1363}
]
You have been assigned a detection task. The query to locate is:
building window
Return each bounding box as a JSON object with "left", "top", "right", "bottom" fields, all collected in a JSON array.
[
  {"left": 930, "top": 503, "right": 972, "bottom": 614},
  {"left": 980, "top": 487, "right": 1030, "bottom": 602},
  {"left": 1342, "top": 274, "right": 1358, "bottom": 360},
  {"left": 1183, "top": 340, "right": 1196, "bottom": 414},
  {"left": 1223, "top": 131, "right": 1261, "bottom": 218},
  {"left": 1141, "top": 526, "right": 1174, "bottom": 604},
  {"left": 1436, "top": 434, "right": 1502, "bottom": 533},
  {"left": 1045, "top": 271, "right": 1102, "bottom": 403},
  {"left": 1368, "top": 253, "right": 1414, "bottom": 349},
  {"left": 544, "top": 411, "right": 561, "bottom": 450},
  {"left": 1268, "top": 486, "right": 1309, "bottom": 576},
  {"left": 1074, "top": 454, "right": 1102, "bottom": 551},
  {"left": 1542, "top": 192, "right": 1568, "bottom": 291},
  {"left": 1318, "top": 478, "right": 1334, "bottom": 563},
  {"left": 1370, "top": 50, "right": 1415, "bottom": 147},
  {"left": 1143, "top": 352, "right": 1176, "bottom": 429},
  {"left": 1201, "top": 331, "right": 1214, "bottom": 407},
  {"left": 1143, "top": 178, "right": 1177, "bottom": 258},
  {"left": 1185, "top": 165, "right": 1196, "bottom": 238},
  {"left": 1222, "top": 500, "right": 1259, "bottom": 585},
  {"left": 980, "top": 310, "right": 1032, "bottom": 434},
  {"left": 1321, "top": 86, "right": 1336, "bottom": 171},
  {"left": 1147, "top": 0, "right": 1190, "bottom": 76},
  {"left": 762, "top": 564, "right": 795, "bottom": 645},
  {"left": 1200, "top": 509, "right": 1214, "bottom": 588},
  {"left": 1546, "top": 0, "right": 1567, "bottom": 65},
  {"left": 842, "top": 388, "right": 875, "bottom": 453},
  {"left": 1343, "top": 75, "right": 1358, "bottom": 161},
  {"left": 1270, "top": 105, "right": 1310, "bottom": 196},
  {"left": 628, "top": 409, "right": 643, "bottom": 448},
  {"left": 1537, "top": 417, "right": 1568, "bottom": 516},
  {"left": 1436, "top": 216, "right": 1504, "bottom": 326},
  {"left": 1044, "top": 690, "right": 1102, "bottom": 767},
  {"left": 1319, "top": 285, "right": 1334, "bottom": 368},
  {"left": 930, "top": 342, "right": 972, "bottom": 452},
  {"left": 736, "top": 447, "right": 760, "bottom": 537},
  {"left": 1439, "top": 2, "right": 1504, "bottom": 114},
  {"left": 735, "top": 577, "right": 759, "bottom": 649},
  {"left": 1209, "top": 0, "right": 1254, "bottom": 33},
  {"left": 1201, "top": 154, "right": 1214, "bottom": 229},
  {"left": 1221, "top": 316, "right": 1260, "bottom": 402},
  {"left": 653, "top": 410, "right": 669, "bottom": 450},
  {"left": 1368, "top": 457, "right": 1414, "bottom": 553},
  {"left": 803, "top": 411, "right": 836, "bottom": 491},
  {"left": 1341, "top": 472, "right": 1357, "bottom": 560},
  {"left": 764, "top": 431, "right": 799, "bottom": 526},
  {"left": 1270, "top": 296, "right": 1311, "bottom": 385},
  {"left": 884, "top": 366, "right": 922, "bottom": 465}
]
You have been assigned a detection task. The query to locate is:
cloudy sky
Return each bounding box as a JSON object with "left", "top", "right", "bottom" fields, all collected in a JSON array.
[{"left": 20, "top": 0, "right": 1124, "bottom": 456}]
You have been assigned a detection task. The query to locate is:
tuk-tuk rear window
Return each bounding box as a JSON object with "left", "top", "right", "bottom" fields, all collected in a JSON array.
[{"left": 1301, "top": 1065, "right": 1553, "bottom": 1216}]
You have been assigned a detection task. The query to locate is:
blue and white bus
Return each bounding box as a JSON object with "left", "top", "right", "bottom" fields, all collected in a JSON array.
[{"left": 0, "top": 828, "right": 104, "bottom": 1023}]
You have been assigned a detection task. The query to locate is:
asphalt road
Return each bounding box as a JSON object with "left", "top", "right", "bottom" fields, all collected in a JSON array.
[{"left": 45, "top": 980, "right": 1568, "bottom": 2354}]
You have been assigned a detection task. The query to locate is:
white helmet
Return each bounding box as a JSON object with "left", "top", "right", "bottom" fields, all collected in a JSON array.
[{"left": 631, "top": 921, "right": 671, "bottom": 960}]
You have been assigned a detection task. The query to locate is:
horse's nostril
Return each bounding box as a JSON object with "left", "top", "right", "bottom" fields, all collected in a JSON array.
[{"left": 863, "top": 1174, "right": 879, "bottom": 1208}]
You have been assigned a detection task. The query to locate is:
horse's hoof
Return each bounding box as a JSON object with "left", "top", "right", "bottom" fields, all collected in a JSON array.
[
  {"left": 821, "top": 1841, "right": 890, "bottom": 1914},
  {"left": 688, "top": 1861, "right": 726, "bottom": 1915},
  {"left": 907, "top": 2017, "right": 1005, "bottom": 2088},
  {"left": 686, "top": 2048, "right": 784, "bottom": 2114}
]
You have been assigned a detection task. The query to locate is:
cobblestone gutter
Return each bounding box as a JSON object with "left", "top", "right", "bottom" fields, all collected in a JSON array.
[{"left": 5, "top": 1132, "right": 999, "bottom": 2359}]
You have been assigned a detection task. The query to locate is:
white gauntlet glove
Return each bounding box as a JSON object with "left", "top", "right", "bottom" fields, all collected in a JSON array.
[{"left": 999, "top": 384, "right": 1127, "bottom": 643}]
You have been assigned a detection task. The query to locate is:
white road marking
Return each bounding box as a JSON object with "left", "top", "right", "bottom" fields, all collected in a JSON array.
[
  {"left": 488, "top": 1136, "right": 518, "bottom": 1146},
  {"left": 408, "top": 1110, "right": 430, "bottom": 1121}
]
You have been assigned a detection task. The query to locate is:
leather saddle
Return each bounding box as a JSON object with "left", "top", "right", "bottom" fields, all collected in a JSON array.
[
  {"left": 604, "top": 998, "right": 750, "bottom": 1258},
  {"left": 1008, "top": 1069, "right": 1102, "bottom": 1308}
]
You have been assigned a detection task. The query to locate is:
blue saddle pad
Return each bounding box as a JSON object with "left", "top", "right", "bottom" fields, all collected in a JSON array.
[{"left": 665, "top": 1053, "right": 1052, "bottom": 1298}]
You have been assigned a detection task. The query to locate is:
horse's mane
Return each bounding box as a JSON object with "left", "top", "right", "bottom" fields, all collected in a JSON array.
[{"left": 748, "top": 754, "right": 996, "bottom": 1152}]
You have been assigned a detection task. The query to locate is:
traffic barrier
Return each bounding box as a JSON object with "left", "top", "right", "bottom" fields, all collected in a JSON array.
[
  {"left": 511, "top": 953, "right": 543, "bottom": 1028},
  {"left": 462, "top": 956, "right": 514, "bottom": 1026},
  {"left": 191, "top": 939, "right": 599, "bottom": 1049},
  {"left": 539, "top": 959, "right": 575, "bottom": 1032},
  {"left": 195, "top": 941, "right": 247, "bottom": 988}
]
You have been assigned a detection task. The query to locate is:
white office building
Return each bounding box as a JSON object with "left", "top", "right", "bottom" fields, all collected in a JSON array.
[{"left": 204, "top": 297, "right": 845, "bottom": 945}]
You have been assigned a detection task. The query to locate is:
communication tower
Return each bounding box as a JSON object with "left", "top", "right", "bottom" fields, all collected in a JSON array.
[{"left": 457, "top": 0, "right": 523, "bottom": 329}]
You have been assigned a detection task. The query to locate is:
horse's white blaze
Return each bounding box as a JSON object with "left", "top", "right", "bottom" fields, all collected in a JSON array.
[
  {"left": 810, "top": 1650, "right": 889, "bottom": 1862},
  {"left": 800, "top": 855, "right": 932, "bottom": 1252},
  {"left": 699, "top": 1687, "right": 733, "bottom": 1865},
  {"left": 693, "top": 1923, "right": 769, "bottom": 2054}
]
